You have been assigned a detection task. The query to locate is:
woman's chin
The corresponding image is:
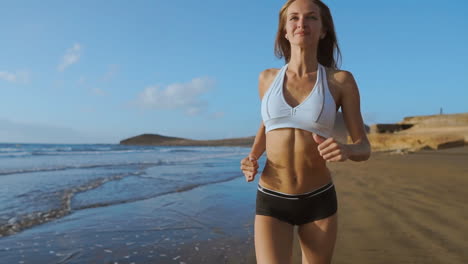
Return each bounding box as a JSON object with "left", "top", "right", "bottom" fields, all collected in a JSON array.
[{"left": 291, "top": 41, "right": 316, "bottom": 48}]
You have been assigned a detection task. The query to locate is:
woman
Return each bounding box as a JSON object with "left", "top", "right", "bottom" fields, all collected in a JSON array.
[{"left": 240, "top": 0, "right": 371, "bottom": 263}]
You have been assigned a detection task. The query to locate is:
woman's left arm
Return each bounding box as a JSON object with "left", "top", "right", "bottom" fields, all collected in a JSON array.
[
  {"left": 339, "top": 70, "right": 371, "bottom": 161},
  {"left": 314, "top": 70, "right": 371, "bottom": 162}
]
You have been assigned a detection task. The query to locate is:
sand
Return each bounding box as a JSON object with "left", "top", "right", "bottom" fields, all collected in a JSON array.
[
  {"left": 1, "top": 146, "right": 467, "bottom": 263},
  {"left": 289, "top": 146, "right": 468, "bottom": 264}
]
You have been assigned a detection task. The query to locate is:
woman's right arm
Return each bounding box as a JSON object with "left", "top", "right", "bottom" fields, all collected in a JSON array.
[
  {"left": 249, "top": 121, "right": 266, "bottom": 160},
  {"left": 240, "top": 69, "right": 276, "bottom": 182},
  {"left": 249, "top": 69, "right": 274, "bottom": 159}
]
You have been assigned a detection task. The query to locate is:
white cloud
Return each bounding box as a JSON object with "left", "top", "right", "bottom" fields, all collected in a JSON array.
[
  {"left": 78, "top": 76, "right": 86, "bottom": 85},
  {"left": 0, "top": 70, "right": 30, "bottom": 84},
  {"left": 91, "top": 87, "right": 108, "bottom": 96},
  {"left": 211, "top": 111, "right": 225, "bottom": 119},
  {"left": 16, "top": 71, "right": 30, "bottom": 83},
  {"left": 186, "top": 107, "right": 201, "bottom": 116},
  {"left": 58, "top": 43, "right": 82, "bottom": 72},
  {"left": 133, "top": 77, "right": 216, "bottom": 116},
  {"left": 0, "top": 71, "right": 16, "bottom": 82},
  {"left": 101, "top": 64, "right": 119, "bottom": 82}
]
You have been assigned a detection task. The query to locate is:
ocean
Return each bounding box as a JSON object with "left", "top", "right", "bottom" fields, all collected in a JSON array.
[{"left": 0, "top": 143, "right": 250, "bottom": 238}]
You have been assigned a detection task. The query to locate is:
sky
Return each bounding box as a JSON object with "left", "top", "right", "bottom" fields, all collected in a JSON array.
[{"left": 1, "top": 0, "right": 467, "bottom": 144}]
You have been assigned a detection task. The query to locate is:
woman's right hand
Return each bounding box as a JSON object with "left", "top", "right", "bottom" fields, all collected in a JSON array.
[{"left": 240, "top": 154, "right": 259, "bottom": 182}]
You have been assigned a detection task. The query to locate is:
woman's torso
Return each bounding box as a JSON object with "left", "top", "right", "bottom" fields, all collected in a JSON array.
[{"left": 259, "top": 65, "right": 341, "bottom": 194}]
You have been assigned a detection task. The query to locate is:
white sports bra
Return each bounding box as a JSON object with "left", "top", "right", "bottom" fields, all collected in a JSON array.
[{"left": 261, "top": 63, "right": 337, "bottom": 138}]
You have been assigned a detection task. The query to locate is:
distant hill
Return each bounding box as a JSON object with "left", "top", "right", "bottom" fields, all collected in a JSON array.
[{"left": 120, "top": 133, "right": 255, "bottom": 147}]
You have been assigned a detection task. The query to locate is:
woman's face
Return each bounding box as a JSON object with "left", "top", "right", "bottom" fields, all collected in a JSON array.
[{"left": 284, "top": 0, "right": 325, "bottom": 47}]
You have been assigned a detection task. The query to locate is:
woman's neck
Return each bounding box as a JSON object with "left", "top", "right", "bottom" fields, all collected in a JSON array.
[{"left": 288, "top": 46, "right": 319, "bottom": 77}]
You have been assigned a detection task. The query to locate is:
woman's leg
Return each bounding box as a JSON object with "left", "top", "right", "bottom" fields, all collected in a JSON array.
[
  {"left": 254, "top": 215, "right": 295, "bottom": 264},
  {"left": 297, "top": 212, "right": 338, "bottom": 264}
]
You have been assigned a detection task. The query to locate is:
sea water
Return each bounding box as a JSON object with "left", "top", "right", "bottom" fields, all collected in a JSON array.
[{"left": 0, "top": 143, "right": 250, "bottom": 237}]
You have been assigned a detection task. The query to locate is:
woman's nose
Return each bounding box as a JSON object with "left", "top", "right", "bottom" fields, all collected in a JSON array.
[{"left": 297, "top": 17, "right": 306, "bottom": 28}]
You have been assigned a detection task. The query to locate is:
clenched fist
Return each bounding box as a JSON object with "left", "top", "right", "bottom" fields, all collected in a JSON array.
[
  {"left": 313, "top": 133, "right": 350, "bottom": 162},
  {"left": 240, "top": 154, "right": 259, "bottom": 182}
]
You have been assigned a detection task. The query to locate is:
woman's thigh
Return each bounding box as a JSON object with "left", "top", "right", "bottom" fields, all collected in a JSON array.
[
  {"left": 297, "top": 212, "right": 338, "bottom": 264},
  {"left": 255, "top": 215, "right": 295, "bottom": 264}
]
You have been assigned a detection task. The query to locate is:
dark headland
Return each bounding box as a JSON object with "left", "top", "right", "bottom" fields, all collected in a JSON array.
[{"left": 120, "top": 133, "right": 255, "bottom": 147}]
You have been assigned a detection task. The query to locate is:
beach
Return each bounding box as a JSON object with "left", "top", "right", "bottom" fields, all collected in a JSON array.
[
  {"left": 314, "top": 145, "right": 468, "bottom": 264},
  {"left": 0, "top": 144, "right": 467, "bottom": 263}
]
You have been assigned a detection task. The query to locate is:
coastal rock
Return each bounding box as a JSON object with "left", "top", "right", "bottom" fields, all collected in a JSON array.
[{"left": 367, "top": 112, "right": 468, "bottom": 152}]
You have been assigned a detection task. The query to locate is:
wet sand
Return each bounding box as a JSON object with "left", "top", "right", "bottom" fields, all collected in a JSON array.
[
  {"left": 0, "top": 175, "right": 258, "bottom": 264},
  {"left": 1, "top": 146, "right": 467, "bottom": 263}
]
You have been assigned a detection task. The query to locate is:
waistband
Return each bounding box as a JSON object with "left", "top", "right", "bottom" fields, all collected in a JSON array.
[{"left": 257, "top": 181, "right": 334, "bottom": 200}]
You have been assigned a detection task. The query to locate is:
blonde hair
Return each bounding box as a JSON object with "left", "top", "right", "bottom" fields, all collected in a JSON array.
[{"left": 274, "top": 0, "right": 342, "bottom": 69}]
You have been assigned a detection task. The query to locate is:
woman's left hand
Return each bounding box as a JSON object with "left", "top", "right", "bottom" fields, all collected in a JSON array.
[{"left": 313, "top": 133, "right": 349, "bottom": 162}]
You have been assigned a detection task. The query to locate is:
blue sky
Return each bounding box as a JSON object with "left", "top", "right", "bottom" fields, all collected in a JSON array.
[{"left": 1, "top": 0, "right": 467, "bottom": 144}]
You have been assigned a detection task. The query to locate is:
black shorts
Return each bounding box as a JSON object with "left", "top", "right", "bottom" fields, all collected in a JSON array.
[{"left": 255, "top": 181, "right": 338, "bottom": 226}]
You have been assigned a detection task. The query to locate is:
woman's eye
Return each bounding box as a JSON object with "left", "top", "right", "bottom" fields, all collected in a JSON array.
[{"left": 290, "top": 16, "right": 317, "bottom": 21}]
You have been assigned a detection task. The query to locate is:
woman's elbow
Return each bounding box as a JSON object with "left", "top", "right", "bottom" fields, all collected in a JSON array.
[{"left": 362, "top": 141, "right": 372, "bottom": 161}]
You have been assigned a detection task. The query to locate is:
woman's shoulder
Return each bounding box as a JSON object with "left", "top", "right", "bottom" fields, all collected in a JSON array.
[
  {"left": 259, "top": 68, "right": 281, "bottom": 81},
  {"left": 258, "top": 68, "right": 281, "bottom": 99},
  {"left": 324, "top": 67, "right": 360, "bottom": 107},
  {"left": 324, "top": 67, "right": 356, "bottom": 86}
]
